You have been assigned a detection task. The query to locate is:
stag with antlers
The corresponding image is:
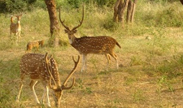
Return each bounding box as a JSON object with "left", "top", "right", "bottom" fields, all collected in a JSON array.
[
  {"left": 59, "top": 7, "right": 121, "bottom": 72},
  {"left": 16, "top": 53, "right": 80, "bottom": 107}
]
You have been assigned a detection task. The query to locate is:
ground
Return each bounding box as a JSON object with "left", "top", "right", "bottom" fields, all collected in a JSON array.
[{"left": 1, "top": 27, "right": 183, "bottom": 108}]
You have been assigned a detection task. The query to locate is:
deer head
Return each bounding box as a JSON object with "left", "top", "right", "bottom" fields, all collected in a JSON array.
[
  {"left": 16, "top": 14, "right": 22, "bottom": 23},
  {"left": 59, "top": 6, "right": 84, "bottom": 44}
]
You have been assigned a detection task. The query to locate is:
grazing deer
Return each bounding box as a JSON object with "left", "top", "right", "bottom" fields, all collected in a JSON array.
[
  {"left": 16, "top": 53, "right": 80, "bottom": 107},
  {"left": 59, "top": 7, "right": 121, "bottom": 72},
  {"left": 26, "top": 40, "right": 44, "bottom": 52},
  {"left": 10, "top": 14, "right": 22, "bottom": 44}
]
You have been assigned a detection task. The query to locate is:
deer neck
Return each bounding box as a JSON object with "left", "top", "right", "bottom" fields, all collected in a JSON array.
[
  {"left": 52, "top": 72, "right": 61, "bottom": 87},
  {"left": 49, "top": 58, "right": 61, "bottom": 87},
  {"left": 17, "top": 21, "right": 21, "bottom": 27},
  {"left": 69, "top": 35, "right": 77, "bottom": 45},
  {"left": 15, "top": 21, "right": 21, "bottom": 32},
  {"left": 11, "top": 17, "right": 14, "bottom": 23}
]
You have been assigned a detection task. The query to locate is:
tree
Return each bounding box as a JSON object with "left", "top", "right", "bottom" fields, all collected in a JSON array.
[
  {"left": 44, "top": 0, "right": 60, "bottom": 47},
  {"left": 113, "top": 0, "right": 137, "bottom": 26},
  {"left": 180, "top": 0, "right": 183, "bottom": 5}
]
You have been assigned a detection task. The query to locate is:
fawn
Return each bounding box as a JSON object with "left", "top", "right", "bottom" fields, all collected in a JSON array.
[
  {"left": 10, "top": 14, "right": 22, "bottom": 44},
  {"left": 16, "top": 53, "right": 80, "bottom": 107},
  {"left": 26, "top": 40, "right": 44, "bottom": 52},
  {"left": 59, "top": 7, "right": 121, "bottom": 72}
]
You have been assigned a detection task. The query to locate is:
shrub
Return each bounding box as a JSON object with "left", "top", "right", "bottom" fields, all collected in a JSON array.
[
  {"left": 103, "top": 17, "right": 119, "bottom": 31},
  {"left": 155, "top": 5, "right": 183, "bottom": 27}
]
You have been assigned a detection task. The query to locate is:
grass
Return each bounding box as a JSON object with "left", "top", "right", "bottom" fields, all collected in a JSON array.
[{"left": 0, "top": 0, "right": 183, "bottom": 108}]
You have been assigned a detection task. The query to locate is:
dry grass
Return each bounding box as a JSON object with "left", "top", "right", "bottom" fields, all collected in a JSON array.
[{"left": 1, "top": 2, "right": 183, "bottom": 108}]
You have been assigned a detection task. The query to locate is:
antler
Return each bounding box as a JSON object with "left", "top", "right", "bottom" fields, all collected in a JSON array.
[
  {"left": 45, "top": 53, "right": 57, "bottom": 89},
  {"left": 61, "top": 55, "right": 80, "bottom": 90},
  {"left": 72, "top": 6, "right": 84, "bottom": 31},
  {"left": 59, "top": 7, "right": 70, "bottom": 30}
]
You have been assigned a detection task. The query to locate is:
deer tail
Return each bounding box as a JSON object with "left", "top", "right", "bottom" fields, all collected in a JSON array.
[{"left": 116, "top": 41, "right": 121, "bottom": 48}]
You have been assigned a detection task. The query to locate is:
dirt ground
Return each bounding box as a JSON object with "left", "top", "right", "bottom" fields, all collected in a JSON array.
[{"left": 1, "top": 28, "right": 183, "bottom": 108}]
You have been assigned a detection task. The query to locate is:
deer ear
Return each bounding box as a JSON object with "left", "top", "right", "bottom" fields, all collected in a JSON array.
[
  {"left": 44, "top": 53, "right": 49, "bottom": 63},
  {"left": 73, "top": 29, "right": 77, "bottom": 33}
]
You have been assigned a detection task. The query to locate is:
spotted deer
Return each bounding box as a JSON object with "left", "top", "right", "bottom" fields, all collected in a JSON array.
[
  {"left": 10, "top": 14, "right": 22, "bottom": 44},
  {"left": 26, "top": 40, "right": 44, "bottom": 52},
  {"left": 59, "top": 7, "right": 121, "bottom": 72},
  {"left": 16, "top": 53, "right": 80, "bottom": 107}
]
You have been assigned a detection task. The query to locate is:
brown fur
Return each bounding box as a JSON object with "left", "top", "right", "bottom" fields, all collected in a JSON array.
[
  {"left": 71, "top": 36, "right": 121, "bottom": 55},
  {"left": 26, "top": 40, "right": 44, "bottom": 51}
]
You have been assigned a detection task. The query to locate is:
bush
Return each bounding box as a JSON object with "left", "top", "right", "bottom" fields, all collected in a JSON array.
[
  {"left": 103, "top": 19, "right": 119, "bottom": 31},
  {"left": 155, "top": 5, "right": 183, "bottom": 27},
  {"left": 67, "top": 0, "right": 82, "bottom": 8}
]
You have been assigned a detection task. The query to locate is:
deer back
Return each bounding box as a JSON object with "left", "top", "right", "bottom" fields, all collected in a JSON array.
[
  {"left": 72, "top": 36, "right": 120, "bottom": 54},
  {"left": 20, "top": 53, "right": 60, "bottom": 86}
]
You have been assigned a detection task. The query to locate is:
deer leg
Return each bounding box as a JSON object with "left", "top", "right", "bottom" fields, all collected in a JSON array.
[
  {"left": 9, "top": 29, "right": 11, "bottom": 36},
  {"left": 36, "top": 46, "right": 39, "bottom": 52},
  {"left": 16, "top": 83, "right": 23, "bottom": 102},
  {"left": 109, "top": 53, "right": 118, "bottom": 69},
  {"left": 45, "top": 86, "right": 51, "bottom": 107},
  {"left": 15, "top": 33, "right": 18, "bottom": 45},
  {"left": 17, "top": 32, "right": 20, "bottom": 42},
  {"left": 81, "top": 54, "right": 87, "bottom": 72},
  {"left": 30, "top": 80, "right": 40, "bottom": 104},
  {"left": 19, "top": 31, "right": 21, "bottom": 38},
  {"left": 16, "top": 74, "right": 24, "bottom": 102},
  {"left": 105, "top": 54, "right": 111, "bottom": 71},
  {"left": 16, "top": 36, "right": 18, "bottom": 44},
  {"left": 41, "top": 87, "right": 46, "bottom": 104}
]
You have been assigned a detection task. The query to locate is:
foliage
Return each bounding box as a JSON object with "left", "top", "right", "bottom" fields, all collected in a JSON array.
[
  {"left": 138, "top": 1, "right": 183, "bottom": 28},
  {"left": 67, "top": 0, "right": 83, "bottom": 8},
  {"left": 103, "top": 17, "right": 119, "bottom": 31},
  {"left": 0, "top": 0, "right": 37, "bottom": 13},
  {"left": 65, "top": 0, "right": 116, "bottom": 8},
  {"left": 155, "top": 5, "right": 183, "bottom": 27},
  {"left": 95, "top": 0, "right": 116, "bottom": 7},
  {"left": 0, "top": 0, "right": 117, "bottom": 13}
]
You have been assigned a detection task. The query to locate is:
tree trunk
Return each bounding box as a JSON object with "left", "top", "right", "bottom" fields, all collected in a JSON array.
[
  {"left": 113, "top": 0, "right": 122, "bottom": 22},
  {"left": 113, "top": 0, "right": 137, "bottom": 26},
  {"left": 180, "top": 0, "right": 183, "bottom": 5},
  {"left": 119, "top": 0, "right": 129, "bottom": 25},
  {"left": 127, "top": 0, "right": 137, "bottom": 23},
  {"left": 44, "top": 0, "right": 60, "bottom": 47},
  {"left": 130, "top": 0, "right": 137, "bottom": 23},
  {"left": 127, "top": 0, "right": 133, "bottom": 23}
]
